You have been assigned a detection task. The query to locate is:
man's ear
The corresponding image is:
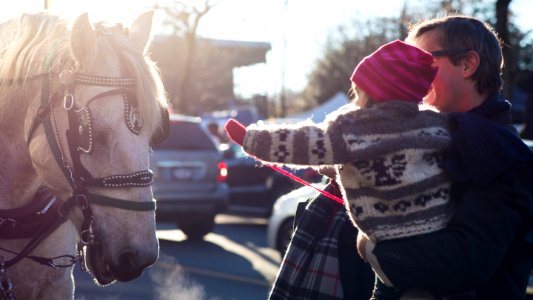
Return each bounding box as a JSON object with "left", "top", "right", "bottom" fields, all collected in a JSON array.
[{"left": 462, "top": 51, "right": 480, "bottom": 78}]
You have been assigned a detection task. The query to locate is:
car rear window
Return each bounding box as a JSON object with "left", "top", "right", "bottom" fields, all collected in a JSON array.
[{"left": 154, "top": 121, "right": 217, "bottom": 151}]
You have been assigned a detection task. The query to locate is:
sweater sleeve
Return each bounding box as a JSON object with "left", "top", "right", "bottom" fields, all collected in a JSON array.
[
  {"left": 241, "top": 122, "right": 332, "bottom": 166},
  {"left": 241, "top": 102, "right": 444, "bottom": 167},
  {"left": 241, "top": 109, "right": 358, "bottom": 166}
]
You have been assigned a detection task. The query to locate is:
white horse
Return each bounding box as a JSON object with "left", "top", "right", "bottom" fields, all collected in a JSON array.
[{"left": 0, "top": 11, "right": 168, "bottom": 299}]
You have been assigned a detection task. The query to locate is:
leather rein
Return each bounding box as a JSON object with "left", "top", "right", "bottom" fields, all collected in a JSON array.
[{"left": 0, "top": 68, "right": 157, "bottom": 297}]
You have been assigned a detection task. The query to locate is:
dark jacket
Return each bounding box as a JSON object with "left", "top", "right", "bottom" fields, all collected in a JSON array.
[{"left": 371, "top": 95, "right": 533, "bottom": 299}]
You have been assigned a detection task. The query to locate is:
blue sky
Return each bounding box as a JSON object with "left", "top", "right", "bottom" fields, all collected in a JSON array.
[{"left": 2, "top": 0, "right": 533, "bottom": 99}]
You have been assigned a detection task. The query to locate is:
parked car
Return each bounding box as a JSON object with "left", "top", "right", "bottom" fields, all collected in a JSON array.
[
  {"left": 267, "top": 179, "right": 327, "bottom": 256},
  {"left": 222, "top": 142, "right": 322, "bottom": 217},
  {"left": 151, "top": 114, "right": 229, "bottom": 239}
]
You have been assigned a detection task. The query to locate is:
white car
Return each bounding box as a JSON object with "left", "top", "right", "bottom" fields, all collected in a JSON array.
[{"left": 267, "top": 179, "right": 326, "bottom": 256}]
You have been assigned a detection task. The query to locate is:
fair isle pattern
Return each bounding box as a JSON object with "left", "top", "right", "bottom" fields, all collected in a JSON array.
[
  {"left": 345, "top": 178, "right": 453, "bottom": 241},
  {"left": 243, "top": 101, "right": 454, "bottom": 242},
  {"left": 338, "top": 147, "right": 454, "bottom": 241},
  {"left": 343, "top": 126, "right": 450, "bottom": 152},
  {"left": 308, "top": 125, "right": 334, "bottom": 164},
  {"left": 360, "top": 207, "right": 452, "bottom": 241},
  {"left": 342, "top": 149, "right": 446, "bottom": 190},
  {"left": 270, "top": 128, "right": 293, "bottom": 163}
]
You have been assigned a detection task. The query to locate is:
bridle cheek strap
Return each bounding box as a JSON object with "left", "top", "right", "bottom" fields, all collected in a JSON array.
[{"left": 64, "top": 88, "right": 129, "bottom": 185}]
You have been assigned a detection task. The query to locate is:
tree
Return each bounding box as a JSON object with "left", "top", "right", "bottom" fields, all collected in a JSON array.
[
  {"left": 301, "top": 17, "right": 402, "bottom": 107},
  {"left": 496, "top": 0, "right": 512, "bottom": 98},
  {"left": 300, "top": 0, "right": 533, "bottom": 113},
  {"left": 155, "top": 0, "right": 218, "bottom": 113}
]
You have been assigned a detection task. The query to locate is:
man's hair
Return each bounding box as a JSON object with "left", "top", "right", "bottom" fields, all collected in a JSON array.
[{"left": 407, "top": 15, "right": 503, "bottom": 95}]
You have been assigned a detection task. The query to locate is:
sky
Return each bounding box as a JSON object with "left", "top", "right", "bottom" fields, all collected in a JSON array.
[{"left": 2, "top": 0, "right": 533, "bottom": 100}]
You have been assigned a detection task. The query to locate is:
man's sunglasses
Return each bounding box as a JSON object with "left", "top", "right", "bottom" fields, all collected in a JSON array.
[{"left": 430, "top": 49, "right": 471, "bottom": 57}]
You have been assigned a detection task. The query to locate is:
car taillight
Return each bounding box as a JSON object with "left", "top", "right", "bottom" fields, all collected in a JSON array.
[{"left": 217, "top": 161, "right": 228, "bottom": 182}]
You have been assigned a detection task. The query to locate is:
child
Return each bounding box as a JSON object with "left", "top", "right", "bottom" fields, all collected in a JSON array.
[{"left": 225, "top": 40, "right": 454, "bottom": 288}]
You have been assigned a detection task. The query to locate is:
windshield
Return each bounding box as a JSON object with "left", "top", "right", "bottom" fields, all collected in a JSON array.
[{"left": 154, "top": 121, "right": 217, "bottom": 151}]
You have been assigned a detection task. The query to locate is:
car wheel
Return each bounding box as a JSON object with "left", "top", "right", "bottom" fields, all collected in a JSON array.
[
  {"left": 178, "top": 214, "right": 215, "bottom": 240},
  {"left": 276, "top": 217, "right": 295, "bottom": 257}
]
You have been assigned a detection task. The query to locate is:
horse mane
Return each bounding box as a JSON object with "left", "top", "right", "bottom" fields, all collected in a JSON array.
[
  {"left": 0, "top": 12, "right": 168, "bottom": 137},
  {"left": 0, "top": 13, "right": 70, "bottom": 120},
  {"left": 0, "top": 13, "right": 70, "bottom": 82}
]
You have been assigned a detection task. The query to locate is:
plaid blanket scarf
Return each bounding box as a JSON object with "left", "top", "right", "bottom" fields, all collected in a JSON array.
[{"left": 269, "top": 183, "right": 353, "bottom": 300}]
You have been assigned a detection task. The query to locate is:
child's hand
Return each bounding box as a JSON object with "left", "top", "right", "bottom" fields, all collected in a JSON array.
[
  {"left": 224, "top": 118, "right": 246, "bottom": 146},
  {"left": 318, "top": 166, "right": 336, "bottom": 179},
  {"left": 356, "top": 231, "right": 369, "bottom": 262}
]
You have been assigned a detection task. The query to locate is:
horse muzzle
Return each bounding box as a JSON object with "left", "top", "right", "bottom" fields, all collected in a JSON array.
[
  {"left": 109, "top": 246, "right": 158, "bottom": 282},
  {"left": 84, "top": 234, "right": 158, "bottom": 286}
]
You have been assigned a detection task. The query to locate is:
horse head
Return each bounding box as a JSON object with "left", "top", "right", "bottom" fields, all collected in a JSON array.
[{"left": 21, "top": 12, "right": 168, "bottom": 286}]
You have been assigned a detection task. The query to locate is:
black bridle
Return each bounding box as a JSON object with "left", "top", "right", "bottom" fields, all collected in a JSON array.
[
  {"left": 0, "top": 66, "right": 167, "bottom": 297},
  {"left": 36, "top": 68, "right": 158, "bottom": 260}
]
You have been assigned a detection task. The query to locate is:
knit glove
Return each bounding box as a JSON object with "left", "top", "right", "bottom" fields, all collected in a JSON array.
[{"left": 224, "top": 118, "right": 246, "bottom": 146}]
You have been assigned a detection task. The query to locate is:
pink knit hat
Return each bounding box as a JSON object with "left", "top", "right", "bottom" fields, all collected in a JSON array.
[{"left": 350, "top": 40, "right": 437, "bottom": 102}]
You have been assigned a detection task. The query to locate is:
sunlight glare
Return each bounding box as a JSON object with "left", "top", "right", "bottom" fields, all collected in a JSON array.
[
  {"left": 47, "top": 0, "right": 157, "bottom": 24},
  {"left": 1, "top": 0, "right": 160, "bottom": 26}
]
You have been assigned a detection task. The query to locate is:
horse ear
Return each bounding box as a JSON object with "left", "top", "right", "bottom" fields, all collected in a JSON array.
[
  {"left": 70, "top": 13, "right": 96, "bottom": 68},
  {"left": 129, "top": 11, "right": 154, "bottom": 54}
]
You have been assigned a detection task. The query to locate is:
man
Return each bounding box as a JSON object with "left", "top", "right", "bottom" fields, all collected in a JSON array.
[{"left": 366, "top": 15, "right": 533, "bottom": 299}]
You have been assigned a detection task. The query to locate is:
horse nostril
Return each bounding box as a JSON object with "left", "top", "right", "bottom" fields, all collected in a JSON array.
[
  {"left": 111, "top": 250, "right": 144, "bottom": 282},
  {"left": 119, "top": 251, "right": 137, "bottom": 269},
  {"left": 110, "top": 247, "right": 157, "bottom": 282}
]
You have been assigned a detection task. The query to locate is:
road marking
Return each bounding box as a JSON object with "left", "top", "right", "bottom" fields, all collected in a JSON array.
[
  {"left": 182, "top": 265, "right": 271, "bottom": 287},
  {"left": 204, "top": 233, "right": 280, "bottom": 283},
  {"left": 155, "top": 258, "right": 271, "bottom": 287},
  {"left": 157, "top": 229, "right": 281, "bottom": 285},
  {"left": 216, "top": 213, "right": 269, "bottom": 225}
]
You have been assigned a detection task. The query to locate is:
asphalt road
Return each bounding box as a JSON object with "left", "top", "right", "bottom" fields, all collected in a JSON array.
[{"left": 74, "top": 214, "right": 281, "bottom": 300}]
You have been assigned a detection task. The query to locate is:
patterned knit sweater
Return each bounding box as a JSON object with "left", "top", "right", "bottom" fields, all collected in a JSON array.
[{"left": 242, "top": 101, "right": 454, "bottom": 242}]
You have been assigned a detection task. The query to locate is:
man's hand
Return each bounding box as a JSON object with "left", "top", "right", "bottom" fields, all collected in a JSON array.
[{"left": 224, "top": 118, "right": 246, "bottom": 146}]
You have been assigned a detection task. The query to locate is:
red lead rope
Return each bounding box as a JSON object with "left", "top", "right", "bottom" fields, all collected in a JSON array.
[{"left": 263, "top": 163, "right": 345, "bottom": 204}]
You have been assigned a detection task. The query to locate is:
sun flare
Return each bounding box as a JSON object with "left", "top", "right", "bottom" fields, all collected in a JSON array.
[{"left": 0, "top": 0, "right": 157, "bottom": 26}]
